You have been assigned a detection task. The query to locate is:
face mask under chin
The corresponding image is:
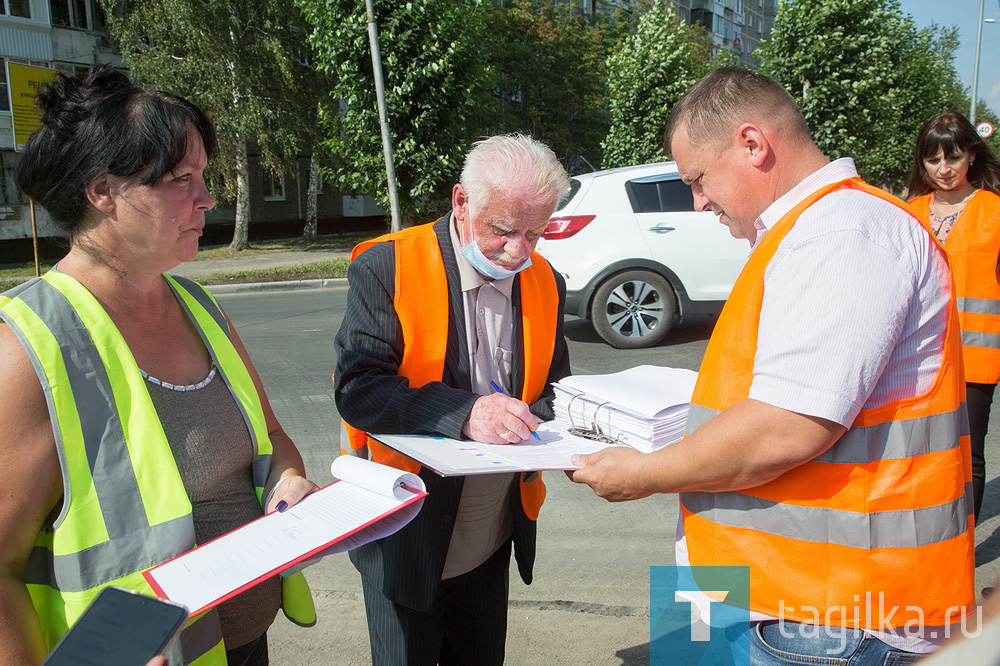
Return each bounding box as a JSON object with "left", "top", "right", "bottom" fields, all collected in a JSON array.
[{"left": 460, "top": 239, "right": 533, "bottom": 280}]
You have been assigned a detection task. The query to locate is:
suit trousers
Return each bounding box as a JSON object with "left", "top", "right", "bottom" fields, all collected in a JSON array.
[{"left": 360, "top": 540, "right": 512, "bottom": 666}]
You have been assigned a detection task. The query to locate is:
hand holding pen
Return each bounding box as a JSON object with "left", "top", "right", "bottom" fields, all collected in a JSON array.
[
  {"left": 490, "top": 381, "right": 542, "bottom": 441},
  {"left": 461, "top": 383, "right": 543, "bottom": 445}
]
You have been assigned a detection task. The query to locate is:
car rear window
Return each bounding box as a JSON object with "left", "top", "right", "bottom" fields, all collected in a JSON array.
[
  {"left": 625, "top": 175, "right": 694, "bottom": 213},
  {"left": 556, "top": 178, "right": 582, "bottom": 212}
]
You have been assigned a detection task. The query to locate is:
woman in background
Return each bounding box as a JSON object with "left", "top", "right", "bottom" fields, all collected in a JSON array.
[
  {"left": 0, "top": 66, "right": 316, "bottom": 665},
  {"left": 909, "top": 110, "right": 1000, "bottom": 522}
]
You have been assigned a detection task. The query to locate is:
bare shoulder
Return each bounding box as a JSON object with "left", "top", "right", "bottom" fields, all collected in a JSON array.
[
  {"left": 0, "top": 322, "right": 62, "bottom": 573},
  {"left": 0, "top": 322, "right": 58, "bottom": 474}
]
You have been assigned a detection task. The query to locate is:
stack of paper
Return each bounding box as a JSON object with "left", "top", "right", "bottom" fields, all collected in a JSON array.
[{"left": 551, "top": 365, "right": 697, "bottom": 453}]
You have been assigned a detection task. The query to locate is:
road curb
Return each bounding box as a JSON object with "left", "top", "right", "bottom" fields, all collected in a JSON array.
[{"left": 205, "top": 277, "right": 348, "bottom": 294}]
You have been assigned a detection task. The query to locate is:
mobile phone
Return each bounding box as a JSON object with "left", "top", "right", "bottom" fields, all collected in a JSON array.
[{"left": 42, "top": 586, "right": 188, "bottom": 666}]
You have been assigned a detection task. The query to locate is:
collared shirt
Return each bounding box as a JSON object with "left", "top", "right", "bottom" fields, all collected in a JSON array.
[
  {"left": 442, "top": 217, "right": 517, "bottom": 580},
  {"left": 678, "top": 157, "right": 953, "bottom": 653},
  {"left": 749, "top": 157, "right": 950, "bottom": 427}
]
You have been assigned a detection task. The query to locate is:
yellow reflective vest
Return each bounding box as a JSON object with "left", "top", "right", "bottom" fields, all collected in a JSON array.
[{"left": 0, "top": 272, "right": 315, "bottom": 664}]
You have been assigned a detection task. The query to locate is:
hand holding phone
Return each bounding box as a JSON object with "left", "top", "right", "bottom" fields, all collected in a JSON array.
[{"left": 42, "top": 586, "right": 188, "bottom": 666}]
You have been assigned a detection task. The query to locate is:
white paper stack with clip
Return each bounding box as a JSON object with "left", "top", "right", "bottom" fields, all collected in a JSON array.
[{"left": 551, "top": 365, "right": 698, "bottom": 453}]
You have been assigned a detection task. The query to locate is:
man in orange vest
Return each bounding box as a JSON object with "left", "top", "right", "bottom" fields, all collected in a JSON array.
[
  {"left": 334, "top": 134, "right": 571, "bottom": 665},
  {"left": 572, "top": 68, "right": 974, "bottom": 662}
]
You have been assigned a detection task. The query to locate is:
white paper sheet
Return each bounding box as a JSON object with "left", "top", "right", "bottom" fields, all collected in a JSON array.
[
  {"left": 144, "top": 458, "right": 426, "bottom": 615},
  {"left": 369, "top": 422, "right": 626, "bottom": 476}
]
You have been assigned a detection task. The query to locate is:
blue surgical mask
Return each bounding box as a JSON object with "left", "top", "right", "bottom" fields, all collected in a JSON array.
[{"left": 460, "top": 238, "right": 532, "bottom": 280}]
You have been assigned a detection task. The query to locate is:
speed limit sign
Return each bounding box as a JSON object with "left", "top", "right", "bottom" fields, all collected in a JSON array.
[{"left": 977, "top": 121, "right": 995, "bottom": 138}]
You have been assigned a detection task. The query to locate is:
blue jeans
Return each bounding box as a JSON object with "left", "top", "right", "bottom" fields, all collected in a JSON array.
[{"left": 727, "top": 621, "right": 924, "bottom": 665}]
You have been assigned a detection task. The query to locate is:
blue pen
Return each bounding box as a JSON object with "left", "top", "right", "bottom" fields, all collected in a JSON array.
[{"left": 490, "top": 380, "right": 542, "bottom": 441}]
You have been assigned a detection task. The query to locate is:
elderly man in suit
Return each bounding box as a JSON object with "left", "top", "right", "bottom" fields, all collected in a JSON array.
[{"left": 334, "top": 134, "right": 571, "bottom": 665}]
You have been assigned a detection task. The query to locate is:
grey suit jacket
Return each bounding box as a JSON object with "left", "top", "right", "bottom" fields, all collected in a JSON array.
[{"left": 333, "top": 213, "right": 571, "bottom": 611}]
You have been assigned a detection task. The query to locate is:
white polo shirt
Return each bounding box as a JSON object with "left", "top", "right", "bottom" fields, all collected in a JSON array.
[{"left": 677, "top": 158, "right": 954, "bottom": 653}]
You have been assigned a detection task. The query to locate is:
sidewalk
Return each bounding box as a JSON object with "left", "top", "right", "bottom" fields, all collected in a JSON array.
[
  {"left": 7, "top": 246, "right": 353, "bottom": 293},
  {"left": 174, "top": 247, "right": 352, "bottom": 293}
]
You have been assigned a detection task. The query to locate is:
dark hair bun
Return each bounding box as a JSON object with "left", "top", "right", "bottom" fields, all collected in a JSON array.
[
  {"left": 37, "top": 65, "right": 131, "bottom": 135},
  {"left": 15, "top": 64, "right": 217, "bottom": 234}
]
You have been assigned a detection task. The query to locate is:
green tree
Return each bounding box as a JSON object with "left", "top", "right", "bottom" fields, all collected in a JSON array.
[
  {"left": 757, "top": 0, "right": 971, "bottom": 192},
  {"left": 101, "top": 0, "right": 320, "bottom": 249},
  {"left": 480, "top": 0, "right": 622, "bottom": 173},
  {"left": 299, "top": 0, "right": 492, "bottom": 224},
  {"left": 601, "top": 1, "right": 732, "bottom": 168}
]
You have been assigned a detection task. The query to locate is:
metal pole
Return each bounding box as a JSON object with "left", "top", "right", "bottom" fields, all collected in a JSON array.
[
  {"left": 29, "top": 198, "right": 40, "bottom": 277},
  {"left": 365, "top": 0, "right": 402, "bottom": 232},
  {"left": 972, "top": 0, "right": 986, "bottom": 124}
]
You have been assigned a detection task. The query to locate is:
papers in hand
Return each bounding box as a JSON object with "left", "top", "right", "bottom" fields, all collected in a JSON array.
[
  {"left": 143, "top": 456, "right": 426, "bottom": 616},
  {"left": 553, "top": 365, "right": 697, "bottom": 452},
  {"left": 369, "top": 423, "right": 620, "bottom": 475}
]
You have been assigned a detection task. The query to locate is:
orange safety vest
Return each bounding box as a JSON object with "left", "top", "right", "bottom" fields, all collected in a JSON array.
[
  {"left": 340, "top": 220, "right": 557, "bottom": 520},
  {"left": 682, "top": 178, "right": 974, "bottom": 627},
  {"left": 910, "top": 190, "right": 1000, "bottom": 384}
]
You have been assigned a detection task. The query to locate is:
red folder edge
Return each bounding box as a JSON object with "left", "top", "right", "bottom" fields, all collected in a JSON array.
[{"left": 141, "top": 480, "right": 427, "bottom": 616}]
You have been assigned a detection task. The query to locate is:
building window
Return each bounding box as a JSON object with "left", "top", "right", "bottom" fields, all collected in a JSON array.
[
  {"left": 263, "top": 170, "right": 286, "bottom": 201},
  {"left": 4, "top": 0, "right": 32, "bottom": 18},
  {"left": 0, "top": 61, "right": 9, "bottom": 113},
  {"left": 51, "top": 0, "right": 97, "bottom": 29}
]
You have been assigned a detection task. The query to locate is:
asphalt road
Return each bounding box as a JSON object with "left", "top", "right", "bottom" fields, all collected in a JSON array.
[{"left": 218, "top": 287, "right": 1000, "bottom": 665}]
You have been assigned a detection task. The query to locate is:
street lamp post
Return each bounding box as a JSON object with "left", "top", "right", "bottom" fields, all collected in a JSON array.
[
  {"left": 972, "top": 0, "right": 986, "bottom": 125},
  {"left": 365, "top": 0, "right": 402, "bottom": 232}
]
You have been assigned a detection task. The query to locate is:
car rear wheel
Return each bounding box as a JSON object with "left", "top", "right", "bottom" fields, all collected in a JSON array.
[{"left": 591, "top": 270, "right": 676, "bottom": 349}]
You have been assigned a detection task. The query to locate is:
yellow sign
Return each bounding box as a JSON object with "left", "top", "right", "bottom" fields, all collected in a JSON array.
[{"left": 7, "top": 62, "right": 58, "bottom": 152}]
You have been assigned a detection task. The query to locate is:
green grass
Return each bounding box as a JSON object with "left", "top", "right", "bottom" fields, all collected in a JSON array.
[
  {"left": 0, "top": 232, "right": 377, "bottom": 290},
  {"left": 0, "top": 261, "right": 55, "bottom": 278},
  {"left": 192, "top": 259, "right": 350, "bottom": 285},
  {"left": 191, "top": 232, "right": 377, "bottom": 262}
]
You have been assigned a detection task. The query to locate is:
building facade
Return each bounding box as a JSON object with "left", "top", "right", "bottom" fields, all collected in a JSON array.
[
  {"left": 574, "top": 0, "right": 777, "bottom": 67},
  {"left": 1, "top": 0, "right": 382, "bottom": 259}
]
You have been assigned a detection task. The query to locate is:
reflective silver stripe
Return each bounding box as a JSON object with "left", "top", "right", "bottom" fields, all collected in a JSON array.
[
  {"left": 815, "top": 406, "right": 966, "bottom": 464},
  {"left": 523, "top": 471, "right": 539, "bottom": 483},
  {"left": 685, "top": 403, "right": 715, "bottom": 435},
  {"left": 688, "top": 404, "right": 966, "bottom": 465},
  {"left": 962, "top": 330, "right": 1000, "bottom": 350},
  {"left": 681, "top": 491, "right": 968, "bottom": 549},
  {"left": 0, "top": 309, "right": 74, "bottom": 528},
  {"left": 23, "top": 516, "right": 195, "bottom": 592},
  {"left": 168, "top": 275, "right": 230, "bottom": 337},
  {"left": 2, "top": 276, "right": 44, "bottom": 300},
  {"left": 180, "top": 608, "right": 224, "bottom": 664},
  {"left": 17, "top": 281, "right": 148, "bottom": 540},
  {"left": 957, "top": 297, "right": 1000, "bottom": 316},
  {"left": 253, "top": 453, "right": 272, "bottom": 490}
]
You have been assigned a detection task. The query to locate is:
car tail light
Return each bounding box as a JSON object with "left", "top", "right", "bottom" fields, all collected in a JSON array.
[{"left": 542, "top": 215, "right": 596, "bottom": 240}]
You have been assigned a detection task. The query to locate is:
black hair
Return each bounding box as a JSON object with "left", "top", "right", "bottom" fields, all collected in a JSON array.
[
  {"left": 907, "top": 110, "right": 1000, "bottom": 198},
  {"left": 14, "top": 64, "right": 217, "bottom": 234}
]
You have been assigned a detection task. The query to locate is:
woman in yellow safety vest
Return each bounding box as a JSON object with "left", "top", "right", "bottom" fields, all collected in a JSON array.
[
  {"left": 909, "top": 110, "right": 1000, "bottom": 522},
  {"left": 0, "top": 66, "right": 317, "bottom": 664}
]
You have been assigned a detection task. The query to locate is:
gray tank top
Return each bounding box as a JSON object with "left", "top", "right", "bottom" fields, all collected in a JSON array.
[{"left": 145, "top": 368, "right": 280, "bottom": 650}]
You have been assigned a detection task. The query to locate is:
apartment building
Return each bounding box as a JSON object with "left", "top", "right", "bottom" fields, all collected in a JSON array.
[{"left": 575, "top": 0, "right": 777, "bottom": 67}]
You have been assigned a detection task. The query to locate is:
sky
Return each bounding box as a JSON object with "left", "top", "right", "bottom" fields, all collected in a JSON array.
[{"left": 900, "top": 0, "right": 1000, "bottom": 116}]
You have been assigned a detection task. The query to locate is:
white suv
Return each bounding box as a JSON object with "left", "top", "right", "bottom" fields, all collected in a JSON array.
[{"left": 536, "top": 162, "right": 750, "bottom": 348}]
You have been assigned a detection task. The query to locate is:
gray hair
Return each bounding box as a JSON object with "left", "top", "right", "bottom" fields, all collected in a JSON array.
[
  {"left": 664, "top": 67, "right": 810, "bottom": 152},
  {"left": 460, "top": 133, "right": 570, "bottom": 213}
]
